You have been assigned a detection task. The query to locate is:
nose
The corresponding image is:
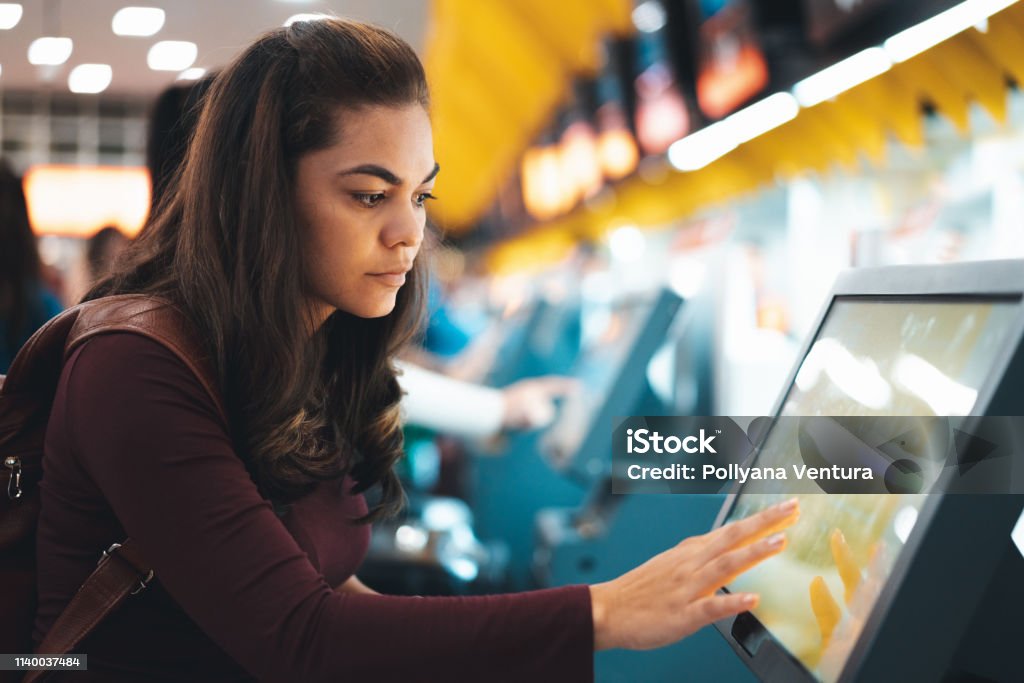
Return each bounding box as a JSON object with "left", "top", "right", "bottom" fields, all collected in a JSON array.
[{"left": 381, "top": 204, "right": 424, "bottom": 250}]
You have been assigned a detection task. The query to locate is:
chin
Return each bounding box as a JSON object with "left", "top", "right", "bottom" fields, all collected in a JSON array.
[
  {"left": 329, "top": 286, "right": 401, "bottom": 319},
  {"left": 353, "top": 297, "right": 399, "bottom": 319}
]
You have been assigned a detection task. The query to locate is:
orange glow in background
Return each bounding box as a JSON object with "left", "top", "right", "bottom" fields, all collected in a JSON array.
[{"left": 23, "top": 165, "right": 151, "bottom": 238}]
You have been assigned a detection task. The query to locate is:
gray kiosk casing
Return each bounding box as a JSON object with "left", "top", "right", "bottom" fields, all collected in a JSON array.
[{"left": 711, "top": 260, "right": 1024, "bottom": 683}]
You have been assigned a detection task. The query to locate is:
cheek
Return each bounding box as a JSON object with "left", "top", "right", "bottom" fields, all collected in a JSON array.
[
  {"left": 302, "top": 204, "right": 342, "bottom": 281},
  {"left": 302, "top": 206, "right": 379, "bottom": 297}
]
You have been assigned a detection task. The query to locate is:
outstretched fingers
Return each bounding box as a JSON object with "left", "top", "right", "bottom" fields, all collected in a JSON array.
[
  {"left": 696, "top": 498, "right": 800, "bottom": 560},
  {"left": 691, "top": 531, "right": 788, "bottom": 593},
  {"left": 689, "top": 592, "right": 760, "bottom": 629}
]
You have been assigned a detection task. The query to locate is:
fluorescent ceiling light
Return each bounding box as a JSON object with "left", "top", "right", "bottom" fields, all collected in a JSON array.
[
  {"left": 884, "top": 0, "right": 1017, "bottom": 62},
  {"left": 668, "top": 122, "right": 738, "bottom": 172},
  {"left": 0, "top": 3, "right": 22, "bottom": 29},
  {"left": 723, "top": 92, "right": 799, "bottom": 144},
  {"left": 1012, "top": 506, "right": 1024, "bottom": 560},
  {"left": 147, "top": 40, "right": 197, "bottom": 71},
  {"left": 176, "top": 67, "right": 206, "bottom": 81},
  {"left": 792, "top": 47, "right": 891, "bottom": 107},
  {"left": 112, "top": 7, "right": 165, "bottom": 37},
  {"left": 664, "top": 92, "right": 798, "bottom": 174},
  {"left": 284, "top": 13, "right": 331, "bottom": 26},
  {"left": 68, "top": 63, "right": 113, "bottom": 94},
  {"left": 28, "top": 37, "right": 73, "bottom": 66}
]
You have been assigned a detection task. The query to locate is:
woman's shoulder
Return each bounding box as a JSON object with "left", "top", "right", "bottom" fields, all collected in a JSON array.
[{"left": 64, "top": 330, "right": 225, "bottom": 426}]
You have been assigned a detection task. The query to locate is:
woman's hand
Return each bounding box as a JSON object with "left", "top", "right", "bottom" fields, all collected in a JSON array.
[{"left": 589, "top": 498, "right": 800, "bottom": 651}]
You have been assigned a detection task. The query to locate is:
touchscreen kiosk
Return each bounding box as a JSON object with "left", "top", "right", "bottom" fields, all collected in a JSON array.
[
  {"left": 487, "top": 296, "right": 582, "bottom": 388},
  {"left": 713, "top": 261, "right": 1024, "bottom": 683},
  {"left": 542, "top": 287, "right": 683, "bottom": 483}
]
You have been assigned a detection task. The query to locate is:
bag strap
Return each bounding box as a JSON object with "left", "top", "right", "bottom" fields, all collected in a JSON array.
[
  {"left": 23, "top": 541, "right": 150, "bottom": 683},
  {"left": 64, "top": 295, "right": 227, "bottom": 424},
  {"left": 25, "top": 295, "right": 226, "bottom": 681}
]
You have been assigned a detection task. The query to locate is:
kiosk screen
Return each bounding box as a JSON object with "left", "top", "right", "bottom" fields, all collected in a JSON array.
[
  {"left": 543, "top": 299, "right": 653, "bottom": 467},
  {"left": 723, "top": 297, "right": 1018, "bottom": 681}
]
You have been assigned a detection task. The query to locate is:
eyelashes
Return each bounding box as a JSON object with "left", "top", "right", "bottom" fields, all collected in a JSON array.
[
  {"left": 352, "top": 192, "right": 386, "bottom": 208},
  {"left": 352, "top": 192, "right": 438, "bottom": 209},
  {"left": 415, "top": 192, "right": 438, "bottom": 208}
]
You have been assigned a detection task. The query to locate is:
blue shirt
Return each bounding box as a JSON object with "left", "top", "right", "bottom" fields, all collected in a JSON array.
[{"left": 0, "top": 283, "right": 63, "bottom": 373}]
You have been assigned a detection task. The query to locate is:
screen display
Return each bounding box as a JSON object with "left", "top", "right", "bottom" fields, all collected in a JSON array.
[
  {"left": 542, "top": 299, "right": 652, "bottom": 467},
  {"left": 725, "top": 297, "right": 1019, "bottom": 681},
  {"left": 695, "top": 0, "right": 769, "bottom": 119}
]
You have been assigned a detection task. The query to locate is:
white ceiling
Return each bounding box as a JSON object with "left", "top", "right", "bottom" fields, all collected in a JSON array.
[{"left": 0, "top": 0, "right": 429, "bottom": 96}]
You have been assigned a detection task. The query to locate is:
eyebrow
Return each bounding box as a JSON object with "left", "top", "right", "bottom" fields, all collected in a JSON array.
[{"left": 338, "top": 162, "right": 440, "bottom": 186}]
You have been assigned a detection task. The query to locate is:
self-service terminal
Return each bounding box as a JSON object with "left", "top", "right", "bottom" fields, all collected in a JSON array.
[{"left": 713, "top": 260, "right": 1024, "bottom": 683}]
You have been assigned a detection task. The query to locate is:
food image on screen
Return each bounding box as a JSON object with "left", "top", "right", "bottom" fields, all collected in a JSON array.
[{"left": 725, "top": 298, "right": 1018, "bottom": 682}]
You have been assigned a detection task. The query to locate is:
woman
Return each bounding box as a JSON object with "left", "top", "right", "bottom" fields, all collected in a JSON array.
[
  {"left": 35, "top": 17, "right": 797, "bottom": 681},
  {"left": 0, "top": 161, "right": 63, "bottom": 373}
]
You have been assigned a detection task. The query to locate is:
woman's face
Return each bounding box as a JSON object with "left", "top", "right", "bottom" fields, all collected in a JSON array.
[{"left": 295, "top": 104, "right": 437, "bottom": 324}]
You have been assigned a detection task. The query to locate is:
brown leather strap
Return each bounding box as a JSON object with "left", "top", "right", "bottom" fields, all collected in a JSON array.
[
  {"left": 24, "top": 295, "right": 227, "bottom": 679},
  {"left": 24, "top": 540, "right": 151, "bottom": 683},
  {"left": 65, "top": 294, "right": 228, "bottom": 426}
]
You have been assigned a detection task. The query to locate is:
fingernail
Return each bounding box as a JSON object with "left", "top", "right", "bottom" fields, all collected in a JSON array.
[
  {"left": 765, "top": 533, "right": 785, "bottom": 549},
  {"left": 777, "top": 498, "right": 799, "bottom": 513},
  {"left": 743, "top": 594, "right": 758, "bottom": 608}
]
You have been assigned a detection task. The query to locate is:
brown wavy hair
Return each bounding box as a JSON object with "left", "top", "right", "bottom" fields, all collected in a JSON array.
[{"left": 87, "top": 17, "right": 431, "bottom": 521}]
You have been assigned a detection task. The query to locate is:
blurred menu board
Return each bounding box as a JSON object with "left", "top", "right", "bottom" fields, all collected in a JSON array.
[{"left": 695, "top": 0, "right": 770, "bottom": 119}]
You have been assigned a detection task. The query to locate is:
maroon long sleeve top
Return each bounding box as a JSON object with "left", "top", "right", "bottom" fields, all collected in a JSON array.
[{"left": 34, "top": 332, "right": 594, "bottom": 682}]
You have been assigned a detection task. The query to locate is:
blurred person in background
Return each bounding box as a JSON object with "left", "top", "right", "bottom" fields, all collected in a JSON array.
[
  {"left": 85, "top": 225, "right": 130, "bottom": 284},
  {"left": 64, "top": 224, "right": 133, "bottom": 305},
  {"left": 146, "top": 77, "right": 216, "bottom": 217},
  {"left": 0, "top": 160, "right": 62, "bottom": 373}
]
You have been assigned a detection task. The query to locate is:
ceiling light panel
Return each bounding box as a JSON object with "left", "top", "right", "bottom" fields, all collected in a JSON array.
[
  {"left": 147, "top": 40, "right": 197, "bottom": 71},
  {"left": 28, "top": 37, "right": 73, "bottom": 66},
  {"left": 284, "top": 13, "right": 331, "bottom": 26},
  {"left": 176, "top": 67, "right": 206, "bottom": 81},
  {"left": 0, "top": 3, "right": 22, "bottom": 29},
  {"left": 68, "top": 63, "right": 113, "bottom": 94},
  {"left": 112, "top": 7, "right": 165, "bottom": 37}
]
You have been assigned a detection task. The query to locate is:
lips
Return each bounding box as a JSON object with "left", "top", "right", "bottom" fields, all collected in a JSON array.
[{"left": 368, "top": 269, "right": 409, "bottom": 287}]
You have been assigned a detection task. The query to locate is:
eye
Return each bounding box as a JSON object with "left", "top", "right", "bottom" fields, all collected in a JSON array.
[
  {"left": 415, "top": 192, "right": 438, "bottom": 208},
  {"left": 353, "top": 192, "right": 386, "bottom": 208}
]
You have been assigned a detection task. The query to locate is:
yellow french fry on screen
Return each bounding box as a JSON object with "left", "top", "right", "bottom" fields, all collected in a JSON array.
[
  {"left": 810, "top": 575, "right": 842, "bottom": 647},
  {"left": 831, "top": 529, "right": 863, "bottom": 605}
]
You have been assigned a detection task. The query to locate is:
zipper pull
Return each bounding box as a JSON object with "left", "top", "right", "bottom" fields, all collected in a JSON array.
[{"left": 4, "top": 456, "right": 22, "bottom": 500}]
